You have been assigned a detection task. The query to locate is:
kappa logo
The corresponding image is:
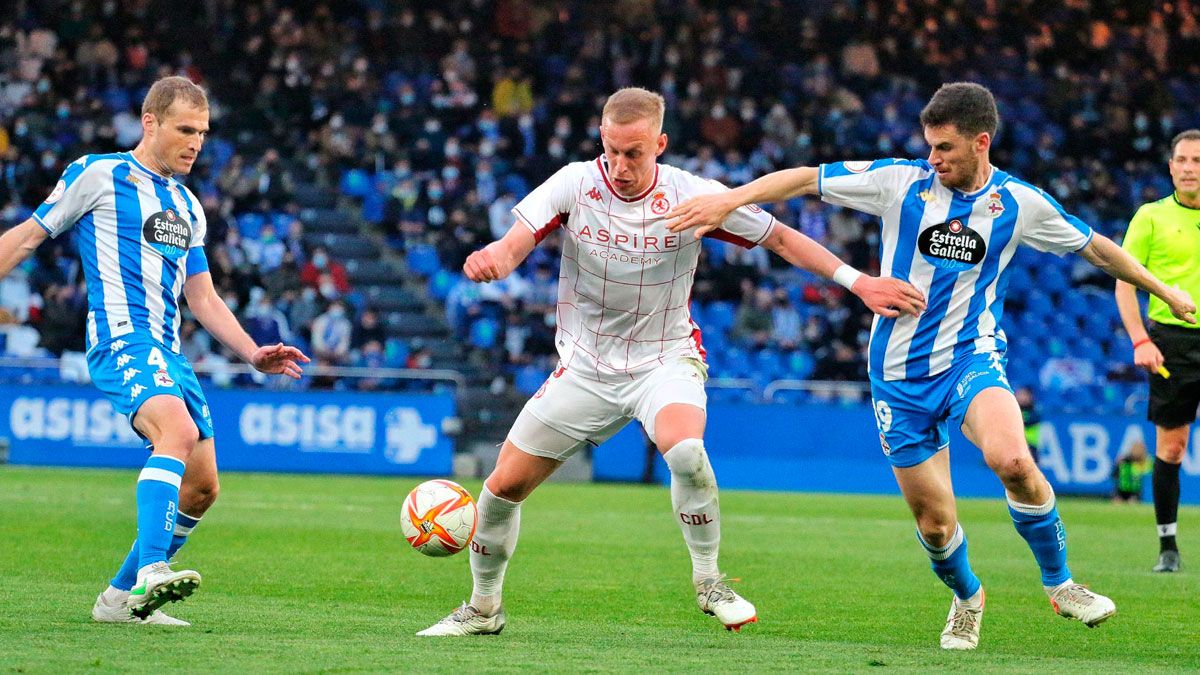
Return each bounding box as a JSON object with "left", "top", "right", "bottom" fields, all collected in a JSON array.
[
  {"left": 650, "top": 191, "right": 670, "bottom": 215},
  {"left": 115, "top": 354, "right": 134, "bottom": 369},
  {"left": 109, "top": 340, "right": 128, "bottom": 353},
  {"left": 129, "top": 384, "right": 146, "bottom": 401},
  {"left": 121, "top": 368, "right": 141, "bottom": 385},
  {"left": 586, "top": 187, "right": 603, "bottom": 201}
]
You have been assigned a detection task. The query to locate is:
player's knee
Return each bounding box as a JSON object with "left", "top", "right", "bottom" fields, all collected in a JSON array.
[
  {"left": 1157, "top": 437, "right": 1188, "bottom": 463},
  {"left": 663, "top": 438, "right": 715, "bottom": 486},
  {"left": 182, "top": 477, "right": 219, "bottom": 513},
  {"left": 916, "top": 518, "right": 957, "bottom": 548},
  {"left": 989, "top": 452, "right": 1038, "bottom": 486}
]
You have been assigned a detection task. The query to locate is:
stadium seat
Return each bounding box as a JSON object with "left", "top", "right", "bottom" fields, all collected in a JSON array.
[
  {"left": 469, "top": 317, "right": 499, "bottom": 349},
  {"left": 704, "top": 301, "right": 736, "bottom": 334},
  {"left": 406, "top": 245, "right": 442, "bottom": 277},
  {"left": 428, "top": 269, "right": 459, "bottom": 301},
  {"left": 339, "top": 169, "right": 372, "bottom": 199},
  {"left": 236, "top": 213, "right": 266, "bottom": 240}
]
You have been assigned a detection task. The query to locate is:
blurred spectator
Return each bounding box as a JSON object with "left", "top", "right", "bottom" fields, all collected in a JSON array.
[
  {"left": 36, "top": 283, "right": 85, "bottom": 356},
  {"left": 301, "top": 246, "right": 351, "bottom": 299},
  {"left": 1112, "top": 440, "right": 1152, "bottom": 504},
  {"left": 310, "top": 300, "right": 352, "bottom": 366},
  {"left": 351, "top": 307, "right": 385, "bottom": 351},
  {"left": 771, "top": 289, "right": 803, "bottom": 350},
  {"left": 732, "top": 286, "right": 774, "bottom": 349}
]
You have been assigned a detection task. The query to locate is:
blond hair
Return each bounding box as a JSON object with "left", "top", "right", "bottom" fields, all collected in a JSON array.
[
  {"left": 142, "top": 76, "right": 208, "bottom": 119},
  {"left": 602, "top": 87, "right": 665, "bottom": 133}
]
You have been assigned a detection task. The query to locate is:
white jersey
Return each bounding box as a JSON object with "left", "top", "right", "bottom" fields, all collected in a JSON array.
[
  {"left": 33, "top": 152, "right": 208, "bottom": 354},
  {"left": 818, "top": 158, "right": 1093, "bottom": 381},
  {"left": 513, "top": 157, "right": 776, "bottom": 381}
]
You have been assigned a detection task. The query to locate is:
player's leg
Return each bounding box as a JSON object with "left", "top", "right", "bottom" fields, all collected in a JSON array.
[
  {"left": 1151, "top": 424, "right": 1188, "bottom": 572},
  {"left": 123, "top": 394, "right": 203, "bottom": 617},
  {"left": 961, "top": 386, "right": 1114, "bottom": 626},
  {"left": 420, "top": 365, "right": 614, "bottom": 636},
  {"left": 96, "top": 438, "right": 216, "bottom": 625},
  {"left": 893, "top": 450, "right": 984, "bottom": 649},
  {"left": 874, "top": 379, "right": 983, "bottom": 649}
]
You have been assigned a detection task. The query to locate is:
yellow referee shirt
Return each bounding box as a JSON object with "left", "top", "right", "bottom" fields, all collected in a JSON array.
[{"left": 1122, "top": 193, "right": 1200, "bottom": 328}]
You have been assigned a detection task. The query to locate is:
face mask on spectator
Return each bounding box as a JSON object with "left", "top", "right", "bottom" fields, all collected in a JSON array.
[
  {"left": 302, "top": 288, "right": 317, "bottom": 301},
  {"left": 313, "top": 253, "right": 328, "bottom": 269},
  {"left": 320, "top": 281, "right": 337, "bottom": 299}
]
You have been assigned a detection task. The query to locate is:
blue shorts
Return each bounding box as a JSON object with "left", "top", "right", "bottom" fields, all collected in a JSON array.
[
  {"left": 87, "top": 336, "right": 214, "bottom": 442},
  {"left": 869, "top": 351, "right": 1012, "bottom": 468}
]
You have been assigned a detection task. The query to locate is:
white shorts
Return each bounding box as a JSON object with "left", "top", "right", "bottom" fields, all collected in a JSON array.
[{"left": 508, "top": 357, "right": 708, "bottom": 461}]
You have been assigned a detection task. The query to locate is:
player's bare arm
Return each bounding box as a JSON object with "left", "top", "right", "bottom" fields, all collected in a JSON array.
[
  {"left": 182, "top": 270, "right": 309, "bottom": 379},
  {"left": 1078, "top": 235, "right": 1197, "bottom": 324},
  {"left": 761, "top": 223, "right": 926, "bottom": 318},
  {"left": 463, "top": 221, "right": 537, "bottom": 283},
  {"left": 667, "top": 166, "right": 820, "bottom": 237},
  {"left": 1114, "top": 279, "right": 1165, "bottom": 374},
  {"left": 0, "top": 218, "right": 49, "bottom": 279}
]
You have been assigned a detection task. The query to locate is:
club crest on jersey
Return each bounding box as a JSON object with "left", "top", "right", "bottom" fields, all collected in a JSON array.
[
  {"left": 650, "top": 191, "right": 670, "bottom": 215},
  {"left": 143, "top": 209, "right": 192, "bottom": 261},
  {"left": 45, "top": 180, "right": 66, "bottom": 204},
  {"left": 154, "top": 369, "right": 175, "bottom": 388},
  {"left": 917, "top": 219, "right": 986, "bottom": 271},
  {"left": 985, "top": 192, "right": 1005, "bottom": 217}
]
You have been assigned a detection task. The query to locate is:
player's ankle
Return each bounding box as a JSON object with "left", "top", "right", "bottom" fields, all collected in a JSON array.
[{"left": 470, "top": 593, "right": 501, "bottom": 616}]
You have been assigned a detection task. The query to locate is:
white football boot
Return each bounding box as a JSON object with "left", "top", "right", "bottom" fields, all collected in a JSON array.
[
  {"left": 940, "top": 589, "right": 984, "bottom": 650},
  {"left": 1048, "top": 583, "right": 1116, "bottom": 627},
  {"left": 93, "top": 590, "right": 190, "bottom": 626},
  {"left": 695, "top": 576, "right": 757, "bottom": 631},
  {"left": 127, "top": 562, "right": 201, "bottom": 619},
  {"left": 416, "top": 603, "right": 506, "bottom": 636}
]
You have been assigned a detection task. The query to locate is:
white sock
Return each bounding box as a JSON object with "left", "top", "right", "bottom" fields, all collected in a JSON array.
[
  {"left": 469, "top": 485, "right": 521, "bottom": 615},
  {"left": 102, "top": 585, "right": 128, "bottom": 603},
  {"left": 663, "top": 439, "right": 721, "bottom": 583}
]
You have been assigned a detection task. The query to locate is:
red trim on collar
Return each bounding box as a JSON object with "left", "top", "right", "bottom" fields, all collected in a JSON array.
[{"left": 596, "top": 157, "right": 659, "bottom": 203}]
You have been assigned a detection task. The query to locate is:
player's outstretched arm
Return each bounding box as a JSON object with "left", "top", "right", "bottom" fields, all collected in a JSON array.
[
  {"left": 1114, "top": 279, "right": 1164, "bottom": 373},
  {"left": 667, "top": 167, "right": 820, "bottom": 238},
  {"left": 0, "top": 218, "right": 49, "bottom": 279},
  {"left": 463, "top": 221, "right": 537, "bottom": 283},
  {"left": 761, "top": 222, "right": 926, "bottom": 318},
  {"left": 183, "top": 271, "right": 310, "bottom": 379},
  {"left": 1080, "top": 234, "right": 1197, "bottom": 324}
]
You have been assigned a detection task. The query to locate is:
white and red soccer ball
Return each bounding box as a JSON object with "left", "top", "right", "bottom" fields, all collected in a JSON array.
[{"left": 401, "top": 480, "right": 477, "bottom": 557}]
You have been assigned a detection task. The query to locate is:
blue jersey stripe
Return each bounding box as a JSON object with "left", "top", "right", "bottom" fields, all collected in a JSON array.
[
  {"left": 954, "top": 179, "right": 1019, "bottom": 360},
  {"left": 869, "top": 174, "right": 936, "bottom": 377},
  {"left": 74, "top": 212, "right": 109, "bottom": 346},
  {"left": 149, "top": 179, "right": 182, "bottom": 350},
  {"left": 112, "top": 164, "right": 151, "bottom": 333},
  {"left": 905, "top": 194, "right": 979, "bottom": 378}
]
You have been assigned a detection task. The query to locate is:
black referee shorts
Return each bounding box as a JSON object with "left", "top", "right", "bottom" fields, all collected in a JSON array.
[{"left": 1147, "top": 322, "right": 1200, "bottom": 428}]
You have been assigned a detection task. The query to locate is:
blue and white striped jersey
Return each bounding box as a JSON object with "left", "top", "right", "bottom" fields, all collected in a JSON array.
[
  {"left": 818, "top": 158, "right": 1093, "bottom": 382},
  {"left": 33, "top": 152, "right": 209, "bottom": 354}
]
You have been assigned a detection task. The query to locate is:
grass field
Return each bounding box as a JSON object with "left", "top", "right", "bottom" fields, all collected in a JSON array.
[{"left": 1, "top": 466, "right": 1197, "bottom": 673}]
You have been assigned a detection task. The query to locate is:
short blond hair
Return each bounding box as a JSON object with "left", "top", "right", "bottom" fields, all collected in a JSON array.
[
  {"left": 142, "top": 76, "right": 208, "bottom": 119},
  {"left": 602, "top": 87, "right": 665, "bottom": 133}
]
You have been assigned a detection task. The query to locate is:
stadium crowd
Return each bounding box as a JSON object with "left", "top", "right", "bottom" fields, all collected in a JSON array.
[{"left": 2, "top": 0, "right": 1199, "bottom": 410}]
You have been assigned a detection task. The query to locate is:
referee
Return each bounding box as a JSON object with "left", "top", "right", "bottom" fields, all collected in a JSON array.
[{"left": 1115, "top": 128, "right": 1200, "bottom": 574}]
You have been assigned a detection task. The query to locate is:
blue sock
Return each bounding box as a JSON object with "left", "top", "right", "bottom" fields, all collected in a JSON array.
[
  {"left": 111, "top": 511, "right": 202, "bottom": 590},
  {"left": 1008, "top": 491, "right": 1072, "bottom": 586},
  {"left": 918, "top": 524, "right": 982, "bottom": 600},
  {"left": 135, "top": 455, "right": 186, "bottom": 571}
]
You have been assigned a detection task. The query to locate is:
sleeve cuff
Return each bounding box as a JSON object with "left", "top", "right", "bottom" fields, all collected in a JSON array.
[{"left": 31, "top": 213, "right": 54, "bottom": 237}]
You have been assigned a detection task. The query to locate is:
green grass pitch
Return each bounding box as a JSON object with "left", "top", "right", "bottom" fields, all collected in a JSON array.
[{"left": 1, "top": 465, "right": 1197, "bottom": 673}]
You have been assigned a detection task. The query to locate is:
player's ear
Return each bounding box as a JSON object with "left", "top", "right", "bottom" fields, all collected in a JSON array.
[
  {"left": 975, "top": 132, "right": 991, "bottom": 154},
  {"left": 141, "top": 112, "right": 157, "bottom": 136},
  {"left": 656, "top": 133, "right": 668, "bottom": 157}
]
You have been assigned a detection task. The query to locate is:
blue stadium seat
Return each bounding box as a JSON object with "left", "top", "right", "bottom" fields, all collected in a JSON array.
[
  {"left": 236, "top": 213, "right": 265, "bottom": 240},
  {"left": 786, "top": 350, "right": 816, "bottom": 380},
  {"left": 704, "top": 301, "right": 736, "bottom": 334},
  {"left": 514, "top": 364, "right": 546, "bottom": 396},
  {"left": 406, "top": 245, "right": 442, "bottom": 277},
  {"left": 469, "top": 317, "right": 499, "bottom": 349},
  {"left": 428, "top": 269, "right": 459, "bottom": 301},
  {"left": 339, "top": 169, "right": 372, "bottom": 199}
]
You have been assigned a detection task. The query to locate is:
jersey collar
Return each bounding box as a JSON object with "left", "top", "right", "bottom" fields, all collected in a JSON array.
[
  {"left": 596, "top": 156, "right": 660, "bottom": 203},
  {"left": 1172, "top": 192, "right": 1200, "bottom": 211},
  {"left": 950, "top": 165, "right": 999, "bottom": 200},
  {"left": 124, "top": 151, "right": 172, "bottom": 185}
]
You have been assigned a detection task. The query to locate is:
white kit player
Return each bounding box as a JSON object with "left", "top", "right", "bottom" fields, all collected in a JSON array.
[{"left": 417, "top": 87, "right": 925, "bottom": 636}]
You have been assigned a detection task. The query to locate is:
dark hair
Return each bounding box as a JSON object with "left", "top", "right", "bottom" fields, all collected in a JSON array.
[
  {"left": 1171, "top": 129, "right": 1200, "bottom": 157},
  {"left": 919, "top": 82, "right": 999, "bottom": 138}
]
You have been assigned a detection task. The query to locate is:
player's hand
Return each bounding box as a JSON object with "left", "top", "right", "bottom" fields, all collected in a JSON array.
[
  {"left": 1132, "top": 340, "right": 1165, "bottom": 374},
  {"left": 463, "top": 245, "right": 506, "bottom": 283},
  {"left": 1163, "top": 287, "right": 1197, "bottom": 324},
  {"left": 850, "top": 276, "right": 926, "bottom": 318},
  {"left": 666, "top": 193, "right": 740, "bottom": 239},
  {"left": 251, "top": 343, "right": 310, "bottom": 379}
]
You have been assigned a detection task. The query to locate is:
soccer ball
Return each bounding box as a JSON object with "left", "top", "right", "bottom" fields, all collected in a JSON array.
[{"left": 401, "top": 479, "right": 477, "bottom": 557}]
